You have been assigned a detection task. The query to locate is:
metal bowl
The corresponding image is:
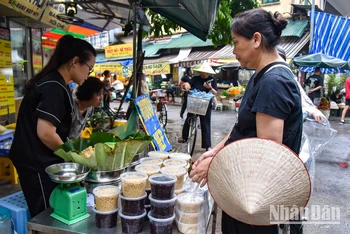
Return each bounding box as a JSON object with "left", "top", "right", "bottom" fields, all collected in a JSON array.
[
  {"left": 45, "top": 163, "right": 91, "bottom": 184},
  {"left": 85, "top": 168, "right": 125, "bottom": 183}
]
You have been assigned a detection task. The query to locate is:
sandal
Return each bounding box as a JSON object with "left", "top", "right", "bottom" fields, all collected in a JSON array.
[{"left": 178, "top": 137, "right": 187, "bottom": 143}]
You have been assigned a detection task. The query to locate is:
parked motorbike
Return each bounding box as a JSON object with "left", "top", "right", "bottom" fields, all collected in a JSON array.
[{"left": 110, "top": 80, "right": 125, "bottom": 101}]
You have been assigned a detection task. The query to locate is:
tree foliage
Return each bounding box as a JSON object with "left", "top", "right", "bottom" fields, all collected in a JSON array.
[{"left": 146, "top": 0, "right": 259, "bottom": 46}]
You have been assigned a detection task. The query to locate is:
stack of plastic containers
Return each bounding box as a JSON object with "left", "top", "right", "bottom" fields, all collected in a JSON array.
[
  {"left": 148, "top": 174, "right": 177, "bottom": 234},
  {"left": 169, "top": 152, "right": 191, "bottom": 170},
  {"left": 92, "top": 185, "right": 120, "bottom": 229},
  {"left": 175, "top": 193, "right": 205, "bottom": 234},
  {"left": 160, "top": 166, "right": 187, "bottom": 195},
  {"left": 119, "top": 172, "right": 148, "bottom": 233},
  {"left": 135, "top": 164, "right": 161, "bottom": 215}
]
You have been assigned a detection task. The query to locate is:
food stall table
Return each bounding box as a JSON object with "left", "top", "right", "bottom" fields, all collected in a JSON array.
[{"left": 27, "top": 199, "right": 216, "bottom": 234}]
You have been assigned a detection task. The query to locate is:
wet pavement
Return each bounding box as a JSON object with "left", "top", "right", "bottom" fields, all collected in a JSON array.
[{"left": 1, "top": 101, "right": 350, "bottom": 233}]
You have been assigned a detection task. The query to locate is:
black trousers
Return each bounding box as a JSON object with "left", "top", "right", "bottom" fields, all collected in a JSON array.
[
  {"left": 103, "top": 94, "right": 110, "bottom": 109},
  {"left": 15, "top": 165, "right": 57, "bottom": 217},
  {"left": 182, "top": 106, "right": 212, "bottom": 149},
  {"left": 166, "top": 90, "right": 175, "bottom": 102},
  {"left": 222, "top": 211, "right": 279, "bottom": 234},
  {"left": 180, "top": 92, "right": 188, "bottom": 116}
]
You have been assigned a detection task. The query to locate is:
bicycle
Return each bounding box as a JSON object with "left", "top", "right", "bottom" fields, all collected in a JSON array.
[
  {"left": 150, "top": 89, "right": 168, "bottom": 129},
  {"left": 185, "top": 92, "right": 212, "bottom": 156}
]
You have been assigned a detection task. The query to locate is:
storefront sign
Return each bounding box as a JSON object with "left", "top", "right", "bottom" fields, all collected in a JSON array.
[
  {"left": 134, "top": 94, "right": 172, "bottom": 151},
  {"left": 40, "top": 4, "right": 70, "bottom": 31},
  {"left": 143, "top": 62, "right": 170, "bottom": 75},
  {"left": 94, "top": 63, "right": 124, "bottom": 74},
  {"left": 105, "top": 44, "right": 133, "bottom": 58},
  {"left": 0, "top": 0, "right": 46, "bottom": 20},
  {"left": 0, "top": 28, "right": 15, "bottom": 115}
]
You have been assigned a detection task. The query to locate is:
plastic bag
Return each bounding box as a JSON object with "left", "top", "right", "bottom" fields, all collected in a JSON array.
[{"left": 175, "top": 179, "right": 207, "bottom": 234}]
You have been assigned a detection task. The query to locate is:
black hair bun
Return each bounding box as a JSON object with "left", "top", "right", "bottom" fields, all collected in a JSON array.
[{"left": 270, "top": 12, "right": 288, "bottom": 36}]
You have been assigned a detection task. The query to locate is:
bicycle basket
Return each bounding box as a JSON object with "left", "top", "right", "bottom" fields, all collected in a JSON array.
[{"left": 187, "top": 95, "right": 211, "bottom": 115}]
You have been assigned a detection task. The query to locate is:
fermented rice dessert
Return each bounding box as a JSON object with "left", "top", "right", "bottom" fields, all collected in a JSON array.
[
  {"left": 161, "top": 166, "right": 187, "bottom": 190},
  {"left": 135, "top": 164, "right": 160, "bottom": 189},
  {"left": 120, "top": 172, "right": 148, "bottom": 198},
  {"left": 93, "top": 185, "right": 120, "bottom": 211},
  {"left": 148, "top": 151, "right": 169, "bottom": 161},
  {"left": 169, "top": 153, "right": 191, "bottom": 164},
  {"left": 163, "top": 159, "right": 187, "bottom": 168},
  {"left": 176, "top": 193, "right": 204, "bottom": 213},
  {"left": 149, "top": 174, "right": 177, "bottom": 200},
  {"left": 148, "top": 212, "right": 175, "bottom": 234},
  {"left": 175, "top": 209, "right": 200, "bottom": 224},
  {"left": 140, "top": 157, "right": 163, "bottom": 167}
]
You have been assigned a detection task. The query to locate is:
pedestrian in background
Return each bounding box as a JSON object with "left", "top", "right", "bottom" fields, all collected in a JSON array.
[
  {"left": 69, "top": 77, "right": 104, "bottom": 139},
  {"left": 179, "top": 67, "right": 193, "bottom": 118},
  {"left": 304, "top": 67, "right": 323, "bottom": 105},
  {"left": 340, "top": 76, "right": 350, "bottom": 124},
  {"left": 102, "top": 70, "right": 112, "bottom": 109},
  {"left": 190, "top": 9, "right": 302, "bottom": 234},
  {"left": 9, "top": 35, "right": 96, "bottom": 217}
]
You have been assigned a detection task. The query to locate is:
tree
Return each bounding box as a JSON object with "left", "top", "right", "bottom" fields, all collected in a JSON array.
[{"left": 146, "top": 0, "right": 259, "bottom": 46}]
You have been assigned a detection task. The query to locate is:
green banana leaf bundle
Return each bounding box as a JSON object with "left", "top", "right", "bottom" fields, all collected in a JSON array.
[{"left": 54, "top": 132, "right": 152, "bottom": 171}]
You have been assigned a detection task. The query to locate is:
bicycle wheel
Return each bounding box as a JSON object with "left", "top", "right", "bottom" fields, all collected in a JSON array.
[
  {"left": 187, "top": 116, "right": 198, "bottom": 156},
  {"left": 158, "top": 104, "right": 168, "bottom": 128}
]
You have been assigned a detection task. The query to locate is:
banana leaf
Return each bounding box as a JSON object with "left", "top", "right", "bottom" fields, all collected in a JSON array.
[
  {"left": 90, "top": 132, "right": 118, "bottom": 145},
  {"left": 70, "top": 151, "right": 98, "bottom": 170},
  {"left": 95, "top": 143, "right": 116, "bottom": 171}
]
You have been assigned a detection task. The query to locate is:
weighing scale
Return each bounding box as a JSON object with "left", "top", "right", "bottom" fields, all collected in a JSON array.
[{"left": 45, "top": 163, "right": 91, "bottom": 225}]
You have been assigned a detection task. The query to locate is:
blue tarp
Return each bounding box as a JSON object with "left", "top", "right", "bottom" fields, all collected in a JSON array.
[{"left": 301, "top": 11, "right": 350, "bottom": 74}]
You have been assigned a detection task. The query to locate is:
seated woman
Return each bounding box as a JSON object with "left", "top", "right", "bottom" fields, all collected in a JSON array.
[{"left": 69, "top": 77, "right": 104, "bottom": 139}]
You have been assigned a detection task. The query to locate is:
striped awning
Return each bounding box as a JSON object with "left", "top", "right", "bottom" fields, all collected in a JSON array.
[
  {"left": 143, "top": 54, "right": 178, "bottom": 65},
  {"left": 301, "top": 11, "right": 350, "bottom": 73},
  {"left": 209, "top": 45, "right": 234, "bottom": 59},
  {"left": 280, "top": 33, "right": 310, "bottom": 59}
]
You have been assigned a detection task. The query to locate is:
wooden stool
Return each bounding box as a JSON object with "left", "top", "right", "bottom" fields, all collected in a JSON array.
[{"left": 0, "top": 157, "right": 18, "bottom": 184}]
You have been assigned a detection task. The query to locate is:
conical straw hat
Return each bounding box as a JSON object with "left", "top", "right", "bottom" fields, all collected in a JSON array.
[
  {"left": 193, "top": 62, "right": 216, "bottom": 74},
  {"left": 207, "top": 138, "right": 311, "bottom": 226}
]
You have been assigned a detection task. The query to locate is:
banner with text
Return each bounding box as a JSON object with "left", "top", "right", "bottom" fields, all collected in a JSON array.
[
  {"left": 94, "top": 64, "right": 124, "bottom": 74},
  {"left": 0, "top": 27, "right": 15, "bottom": 115},
  {"left": 143, "top": 62, "right": 170, "bottom": 75},
  {"left": 134, "top": 94, "right": 172, "bottom": 151},
  {"left": 0, "top": 0, "right": 46, "bottom": 20},
  {"left": 41, "top": 4, "right": 70, "bottom": 31},
  {"left": 105, "top": 44, "right": 133, "bottom": 58}
]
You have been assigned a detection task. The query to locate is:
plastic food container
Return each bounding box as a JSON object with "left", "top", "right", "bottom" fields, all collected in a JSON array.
[
  {"left": 176, "top": 193, "right": 204, "bottom": 213},
  {"left": 145, "top": 204, "right": 151, "bottom": 221},
  {"left": 175, "top": 209, "right": 200, "bottom": 224},
  {"left": 148, "top": 151, "right": 169, "bottom": 161},
  {"left": 93, "top": 207, "right": 118, "bottom": 229},
  {"left": 140, "top": 157, "right": 163, "bottom": 167},
  {"left": 148, "top": 212, "right": 175, "bottom": 234},
  {"left": 163, "top": 159, "right": 187, "bottom": 168},
  {"left": 161, "top": 166, "right": 187, "bottom": 190},
  {"left": 176, "top": 220, "right": 198, "bottom": 234},
  {"left": 119, "top": 210, "right": 146, "bottom": 234},
  {"left": 145, "top": 189, "right": 151, "bottom": 205},
  {"left": 149, "top": 194, "right": 177, "bottom": 218},
  {"left": 120, "top": 192, "right": 146, "bottom": 216},
  {"left": 149, "top": 174, "right": 177, "bottom": 200},
  {"left": 169, "top": 152, "right": 191, "bottom": 164},
  {"left": 135, "top": 164, "right": 161, "bottom": 189},
  {"left": 93, "top": 185, "right": 120, "bottom": 211},
  {"left": 174, "top": 187, "right": 185, "bottom": 195},
  {"left": 120, "top": 172, "right": 148, "bottom": 198}
]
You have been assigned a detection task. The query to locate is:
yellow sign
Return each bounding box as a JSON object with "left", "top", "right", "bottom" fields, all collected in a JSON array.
[
  {"left": 41, "top": 4, "right": 70, "bottom": 31},
  {"left": 0, "top": 28, "right": 15, "bottom": 116},
  {"left": 143, "top": 62, "right": 170, "bottom": 75},
  {"left": 0, "top": 0, "right": 46, "bottom": 20},
  {"left": 105, "top": 44, "right": 133, "bottom": 58},
  {"left": 93, "top": 63, "right": 124, "bottom": 73}
]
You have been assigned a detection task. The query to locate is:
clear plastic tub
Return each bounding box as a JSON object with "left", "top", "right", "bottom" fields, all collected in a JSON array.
[
  {"left": 120, "top": 192, "right": 146, "bottom": 216},
  {"left": 149, "top": 193, "right": 177, "bottom": 218},
  {"left": 119, "top": 209, "right": 146, "bottom": 234},
  {"left": 140, "top": 157, "right": 163, "bottom": 167},
  {"left": 148, "top": 212, "right": 175, "bottom": 234},
  {"left": 161, "top": 166, "right": 187, "bottom": 190},
  {"left": 93, "top": 207, "right": 118, "bottom": 228},
  {"left": 149, "top": 174, "right": 177, "bottom": 200},
  {"left": 176, "top": 193, "right": 204, "bottom": 213},
  {"left": 120, "top": 172, "right": 148, "bottom": 198},
  {"left": 93, "top": 185, "right": 120, "bottom": 211},
  {"left": 169, "top": 152, "right": 191, "bottom": 164},
  {"left": 175, "top": 187, "right": 185, "bottom": 195},
  {"left": 163, "top": 159, "right": 187, "bottom": 168},
  {"left": 135, "top": 164, "right": 161, "bottom": 189},
  {"left": 148, "top": 151, "right": 169, "bottom": 161},
  {"left": 175, "top": 209, "right": 200, "bottom": 224},
  {"left": 176, "top": 220, "right": 198, "bottom": 234}
]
